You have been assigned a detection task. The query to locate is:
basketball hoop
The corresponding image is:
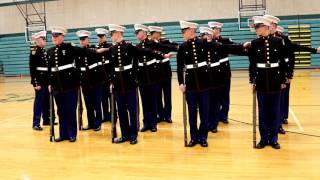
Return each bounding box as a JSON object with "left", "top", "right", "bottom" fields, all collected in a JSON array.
[{"left": 25, "top": 25, "right": 46, "bottom": 43}]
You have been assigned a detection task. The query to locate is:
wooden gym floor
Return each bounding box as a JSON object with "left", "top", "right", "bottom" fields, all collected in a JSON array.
[{"left": 0, "top": 69, "right": 319, "bottom": 180}]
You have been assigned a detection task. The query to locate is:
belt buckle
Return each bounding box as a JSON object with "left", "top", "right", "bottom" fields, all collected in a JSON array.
[
  {"left": 53, "top": 67, "right": 58, "bottom": 72},
  {"left": 193, "top": 64, "right": 198, "bottom": 68},
  {"left": 119, "top": 66, "right": 124, "bottom": 71},
  {"left": 266, "top": 63, "right": 271, "bottom": 68}
]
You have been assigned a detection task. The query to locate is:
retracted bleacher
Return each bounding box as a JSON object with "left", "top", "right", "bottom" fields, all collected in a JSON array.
[{"left": 1, "top": 15, "right": 320, "bottom": 76}]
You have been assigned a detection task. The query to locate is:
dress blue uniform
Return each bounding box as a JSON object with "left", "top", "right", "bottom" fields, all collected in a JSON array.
[
  {"left": 199, "top": 27, "right": 224, "bottom": 133},
  {"left": 77, "top": 42, "right": 105, "bottom": 131},
  {"left": 95, "top": 40, "right": 117, "bottom": 122},
  {"left": 47, "top": 27, "right": 99, "bottom": 142},
  {"left": 177, "top": 35, "right": 211, "bottom": 146},
  {"left": 108, "top": 24, "right": 165, "bottom": 144},
  {"left": 213, "top": 36, "right": 234, "bottom": 123},
  {"left": 248, "top": 32, "right": 288, "bottom": 148},
  {"left": 154, "top": 38, "right": 179, "bottom": 123},
  {"left": 48, "top": 42, "right": 79, "bottom": 142},
  {"left": 135, "top": 37, "right": 162, "bottom": 132},
  {"left": 274, "top": 31, "right": 317, "bottom": 129},
  {"left": 29, "top": 44, "right": 51, "bottom": 130}
]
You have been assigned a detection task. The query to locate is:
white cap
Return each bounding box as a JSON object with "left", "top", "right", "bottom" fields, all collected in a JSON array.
[
  {"left": 253, "top": 16, "right": 272, "bottom": 26},
  {"left": 199, "top": 27, "right": 213, "bottom": 35},
  {"left": 108, "top": 24, "right": 126, "bottom": 32},
  {"left": 134, "top": 24, "right": 149, "bottom": 32},
  {"left": 179, "top": 21, "right": 198, "bottom": 29},
  {"left": 276, "top": 26, "right": 285, "bottom": 33},
  {"left": 76, "top": 30, "right": 92, "bottom": 38},
  {"left": 51, "top": 26, "right": 67, "bottom": 35},
  {"left": 95, "top": 28, "right": 109, "bottom": 35},
  {"left": 263, "top": 14, "right": 280, "bottom": 24},
  {"left": 148, "top": 26, "right": 163, "bottom": 33},
  {"left": 31, "top": 30, "right": 46, "bottom": 40},
  {"left": 208, "top": 21, "right": 223, "bottom": 29}
]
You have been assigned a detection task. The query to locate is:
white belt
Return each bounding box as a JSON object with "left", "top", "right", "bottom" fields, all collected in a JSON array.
[
  {"left": 219, "top": 57, "right": 229, "bottom": 63},
  {"left": 115, "top": 64, "right": 133, "bottom": 72},
  {"left": 88, "top": 63, "right": 99, "bottom": 69},
  {"left": 36, "top": 67, "right": 48, "bottom": 71},
  {"left": 186, "top": 61, "right": 207, "bottom": 69},
  {"left": 257, "top": 62, "right": 279, "bottom": 68},
  {"left": 98, "top": 60, "right": 110, "bottom": 65},
  {"left": 285, "top": 58, "right": 289, "bottom": 63},
  {"left": 159, "top": 58, "right": 170, "bottom": 63},
  {"left": 138, "top": 59, "right": 157, "bottom": 66},
  {"left": 51, "top": 63, "right": 75, "bottom": 72},
  {"left": 208, "top": 62, "right": 220, "bottom": 67}
]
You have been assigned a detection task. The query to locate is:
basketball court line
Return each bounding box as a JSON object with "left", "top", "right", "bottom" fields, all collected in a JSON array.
[{"left": 289, "top": 107, "right": 304, "bottom": 132}]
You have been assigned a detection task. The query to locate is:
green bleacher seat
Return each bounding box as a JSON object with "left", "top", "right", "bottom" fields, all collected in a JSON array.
[{"left": 1, "top": 15, "right": 320, "bottom": 75}]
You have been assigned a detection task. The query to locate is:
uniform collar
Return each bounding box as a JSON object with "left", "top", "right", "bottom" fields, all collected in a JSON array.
[
  {"left": 261, "top": 35, "right": 271, "bottom": 40},
  {"left": 187, "top": 37, "right": 197, "bottom": 42},
  {"left": 141, "top": 38, "right": 149, "bottom": 43},
  {"left": 99, "top": 41, "right": 106, "bottom": 46},
  {"left": 55, "top": 42, "right": 64, "bottom": 48},
  {"left": 116, "top": 40, "right": 125, "bottom": 45},
  {"left": 82, "top": 44, "right": 89, "bottom": 48}
]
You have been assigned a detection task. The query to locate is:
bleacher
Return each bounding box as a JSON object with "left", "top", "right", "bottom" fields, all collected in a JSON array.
[{"left": 1, "top": 14, "right": 320, "bottom": 76}]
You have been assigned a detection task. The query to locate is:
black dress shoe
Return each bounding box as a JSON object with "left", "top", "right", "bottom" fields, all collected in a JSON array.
[
  {"left": 210, "top": 128, "right": 218, "bottom": 133},
  {"left": 270, "top": 142, "right": 281, "bottom": 149},
  {"left": 150, "top": 127, "right": 157, "bottom": 132},
  {"left": 157, "top": 118, "right": 163, "bottom": 123},
  {"left": 82, "top": 126, "right": 92, "bottom": 131},
  {"left": 54, "top": 137, "right": 66, "bottom": 142},
  {"left": 43, "top": 122, "right": 58, "bottom": 126},
  {"left": 283, "top": 119, "right": 288, "bottom": 125},
  {"left": 93, "top": 126, "right": 101, "bottom": 131},
  {"left": 222, "top": 119, "right": 229, "bottom": 124},
  {"left": 187, "top": 140, "right": 198, "bottom": 147},
  {"left": 256, "top": 141, "right": 268, "bottom": 149},
  {"left": 279, "top": 126, "right": 286, "bottom": 134},
  {"left": 102, "top": 119, "right": 111, "bottom": 123},
  {"left": 165, "top": 119, "right": 173, "bottom": 123},
  {"left": 130, "top": 138, "right": 138, "bottom": 145},
  {"left": 113, "top": 137, "right": 128, "bottom": 144},
  {"left": 199, "top": 140, "right": 208, "bottom": 147},
  {"left": 69, "top": 137, "right": 77, "bottom": 142},
  {"left": 140, "top": 126, "right": 149, "bottom": 132},
  {"left": 33, "top": 126, "right": 43, "bottom": 131}
]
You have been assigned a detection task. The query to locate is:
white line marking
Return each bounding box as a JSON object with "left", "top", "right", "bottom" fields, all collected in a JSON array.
[{"left": 289, "top": 107, "right": 304, "bottom": 132}]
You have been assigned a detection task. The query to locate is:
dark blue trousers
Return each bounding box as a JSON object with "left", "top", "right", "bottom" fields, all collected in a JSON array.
[
  {"left": 208, "top": 88, "right": 222, "bottom": 130},
  {"left": 257, "top": 91, "right": 281, "bottom": 144},
  {"left": 32, "top": 86, "right": 50, "bottom": 127},
  {"left": 54, "top": 89, "right": 78, "bottom": 139},
  {"left": 82, "top": 84, "right": 103, "bottom": 128},
  {"left": 186, "top": 90, "right": 210, "bottom": 141},
  {"left": 139, "top": 84, "right": 158, "bottom": 129},
  {"left": 280, "top": 83, "right": 290, "bottom": 122},
  {"left": 218, "top": 78, "right": 231, "bottom": 121},
  {"left": 157, "top": 78, "right": 172, "bottom": 121},
  {"left": 115, "top": 88, "right": 138, "bottom": 140}
]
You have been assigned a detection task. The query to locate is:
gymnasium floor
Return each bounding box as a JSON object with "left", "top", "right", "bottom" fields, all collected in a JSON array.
[{"left": 0, "top": 69, "right": 319, "bottom": 180}]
